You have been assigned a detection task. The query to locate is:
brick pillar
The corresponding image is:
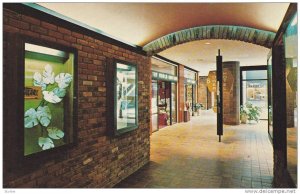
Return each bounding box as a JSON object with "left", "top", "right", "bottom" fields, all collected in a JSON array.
[
  {"left": 198, "top": 76, "right": 208, "bottom": 109},
  {"left": 178, "top": 64, "right": 185, "bottom": 122},
  {"left": 207, "top": 88, "right": 212, "bottom": 109},
  {"left": 223, "top": 61, "right": 240, "bottom": 125}
]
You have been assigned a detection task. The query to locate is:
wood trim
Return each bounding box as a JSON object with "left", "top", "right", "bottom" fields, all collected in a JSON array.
[
  {"left": 273, "top": 3, "right": 297, "bottom": 47},
  {"left": 3, "top": 32, "right": 79, "bottom": 176},
  {"left": 240, "top": 65, "right": 267, "bottom": 71}
]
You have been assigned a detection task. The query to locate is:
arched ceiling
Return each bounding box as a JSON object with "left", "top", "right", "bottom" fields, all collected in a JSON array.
[
  {"left": 159, "top": 39, "right": 270, "bottom": 76},
  {"left": 38, "top": 3, "right": 289, "bottom": 46}
]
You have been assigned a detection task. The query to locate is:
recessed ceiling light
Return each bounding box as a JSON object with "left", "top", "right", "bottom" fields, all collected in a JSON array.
[{"left": 205, "top": 42, "right": 211, "bottom": 45}]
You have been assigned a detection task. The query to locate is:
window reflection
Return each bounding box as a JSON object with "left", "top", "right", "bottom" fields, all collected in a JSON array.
[
  {"left": 284, "top": 13, "right": 297, "bottom": 186},
  {"left": 116, "top": 63, "right": 137, "bottom": 130}
]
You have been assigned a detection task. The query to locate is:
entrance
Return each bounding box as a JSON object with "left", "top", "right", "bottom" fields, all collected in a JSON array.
[{"left": 152, "top": 80, "right": 177, "bottom": 132}]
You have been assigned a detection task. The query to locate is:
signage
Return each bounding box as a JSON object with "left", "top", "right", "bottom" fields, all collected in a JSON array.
[
  {"left": 207, "top": 69, "right": 234, "bottom": 93},
  {"left": 207, "top": 71, "right": 217, "bottom": 92},
  {"left": 24, "top": 86, "right": 42, "bottom": 99},
  {"left": 152, "top": 71, "right": 178, "bottom": 82}
]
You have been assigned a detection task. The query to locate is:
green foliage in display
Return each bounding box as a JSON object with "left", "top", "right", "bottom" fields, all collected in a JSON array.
[{"left": 24, "top": 56, "right": 73, "bottom": 156}]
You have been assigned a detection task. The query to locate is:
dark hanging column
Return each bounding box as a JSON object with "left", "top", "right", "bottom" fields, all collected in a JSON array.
[{"left": 216, "top": 49, "right": 223, "bottom": 142}]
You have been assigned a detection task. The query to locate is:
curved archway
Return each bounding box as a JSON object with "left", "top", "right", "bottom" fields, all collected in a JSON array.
[{"left": 143, "top": 25, "right": 275, "bottom": 55}]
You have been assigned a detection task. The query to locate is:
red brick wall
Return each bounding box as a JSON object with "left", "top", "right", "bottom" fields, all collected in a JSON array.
[
  {"left": 3, "top": 8, "right": 151, "bottom": 188},
  {"left": 198, "top": 76, "right": 208, "bottom": 109}
]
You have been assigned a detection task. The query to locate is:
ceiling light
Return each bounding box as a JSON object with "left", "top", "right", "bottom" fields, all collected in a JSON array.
[{"left": 205, "top": 42, "right": 211, "bottom": 45}]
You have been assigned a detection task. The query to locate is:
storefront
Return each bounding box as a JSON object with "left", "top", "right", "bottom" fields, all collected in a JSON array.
[
  {"left": 151, "top": 57, "right": 178, "bottom": 132},
  {"left": 184, "top": 68, "right": 197, "bottom": 116},
  {"left": 269, "top": 5, "right": 297, "bottom": 187},
  {"left": 240, "top": 66, "right": 268, "bottom": 120}
]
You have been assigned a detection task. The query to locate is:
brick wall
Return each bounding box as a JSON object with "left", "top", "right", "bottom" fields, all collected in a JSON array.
[
  {"left": 198, "top": 76, "right": 208, "bottom": 109},
  {"left": 223, "top": 62, "right": 240, "bottom": 125},
  {"left": 3, "top": 8, "right": 151, "bottom": 188}
]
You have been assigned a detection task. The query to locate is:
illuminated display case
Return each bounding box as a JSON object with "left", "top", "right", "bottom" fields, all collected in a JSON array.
[
  {"left": 107, "top": 59, "right": 138, "bottom": 135},
  {"left": 3, "top": 34, "right": 78, "bottom": 169}
]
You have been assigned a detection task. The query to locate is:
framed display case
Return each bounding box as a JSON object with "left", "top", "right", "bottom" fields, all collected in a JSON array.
[
  {"left": 3, "top": 33, "right": 78, "bottom": 168},
  {"left": 106, "top": 59, "right": 138, "bottom": 136}
]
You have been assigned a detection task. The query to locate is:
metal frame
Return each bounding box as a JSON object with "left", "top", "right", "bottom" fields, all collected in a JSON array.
[
  {"left": 3, "top": 33, "right": 78, "bottom": 170},
  {"left": 239, "top": 66, "right": 268, "bottom": 120},
  {"left": 113, "top": 59, "right": 139, "bottom": 136}
]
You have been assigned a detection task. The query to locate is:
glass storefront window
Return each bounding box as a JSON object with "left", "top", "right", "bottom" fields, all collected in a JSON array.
[
  {"left": 243, "top": 70, "right": 267, "bottom": 80},
  {"left": 151, "top": 57, "right": 177, "bottom": 76},
  {"left": 171, "top": 83, "right": 177, "bottom": 123},
  {"left": 184, "top": 68, "right": 196, "bottom": 80},
  {"left": 151, "top": 80, "right": 158, "bottom": 132},
  {"left": 116, "top": 63, "right": 137, "bottom": 131},
  {"left": 284, "top": 12, "right": 297, "bottom": 186},
  {"left": 241, "top": 70, "right": 268, "bottom": 120}
]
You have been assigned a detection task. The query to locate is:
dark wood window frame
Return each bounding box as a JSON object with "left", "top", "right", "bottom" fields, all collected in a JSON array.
[
  {"left": 3, "top": 32, "right": 78, "bottom": 172},
  {"left": 106, "top": 59, "right": 139, "bottom": 136}
]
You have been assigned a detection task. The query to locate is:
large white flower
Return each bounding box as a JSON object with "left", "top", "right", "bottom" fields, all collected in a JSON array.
[
  {"left": 24, "top": 108, "right": 38, "bottom": 128},
  {"left": 38, "top": 137, "right": 54, "bottom": 150},
  {"left": 33, "top": 72, "right": 46, "bottom": 90},
  {"left": 47, "top": 127, "right": 64, "bottom": 140},
  {"left": 43, "top": 91, "right": 62, "bottom": 103},
  {"left": 42, "top": 64, "right": 55, "bottom": 84},
  {"left": 55, "top": 73, "right": 72, "bottom": 89}
]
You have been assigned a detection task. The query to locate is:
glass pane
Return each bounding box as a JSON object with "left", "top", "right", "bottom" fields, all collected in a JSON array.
[
  {"left": 151, "top": 58, "right": 177, "bottom": 76},
  {"left": 24, "top": 43, "right": 74, "bottom": 156},
  {"left": 186, "top": 84, "right": 193, "bottom": 116},
  {"left": 158, "top": 81, "right": 170, "bottom": 129},
  {"left": 268, "top": 55, "right": 273, "bottom": 139},
  {"left": 284, "top": 12, "right": 297, "bottom": 186},
  {"left": 116, "top": 63, "right": 136, "bottom": 130},
  {"left": 151, "top": 80, "right": 158, "bottom": 132},
  {"left": 243, "top": 70, "right": 267, "bottom": 80},
  {"left": 184, "top": 69, "right": 196, "bottom": 80},
  {"left": 242, "top": 80, "right": 268, "bottom": 120},
  {"left": 171, "top": 83, "right": 177, "bottom": 123}
]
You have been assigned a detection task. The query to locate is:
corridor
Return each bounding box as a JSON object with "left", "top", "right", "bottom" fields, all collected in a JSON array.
[{"left": 116, "top": 110, "right": 273, "bottom": 188}]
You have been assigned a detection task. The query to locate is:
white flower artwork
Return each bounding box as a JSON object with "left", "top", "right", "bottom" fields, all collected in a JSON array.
[{"left": 24, "top": 64, "right": 73, "bottom": 151}]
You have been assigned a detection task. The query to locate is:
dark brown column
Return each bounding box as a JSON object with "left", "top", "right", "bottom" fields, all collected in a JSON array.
[
  {"left": 223, "top": 61, "right": 240, "bottom": 125},
  {"left": 272, "top": 45, "right": 288, "bottom": 187},
  {"left": 178, "top": 64, "right": 185, "bottom": 122}
]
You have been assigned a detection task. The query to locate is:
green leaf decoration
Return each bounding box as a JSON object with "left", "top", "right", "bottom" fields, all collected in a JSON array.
[
  {"left": 36, "top": 106, "right": 52, "bottom": 127},
  {"left": 38, "top": 137, "right": 54, "bottom": 150},
  {"left": 42, "top": 64, "right": 55, "bottom": 84},
  {"left": 55, "top": 73, "right": 72, "bottom": 89},
  {"left": 33, "top": 72, "right": 46, "bottom": 90},
  {"left": 43, "top": 91, "right": 62, "bottom": 103},
  {"left": 52, "top": 87, "right": 66, "bottom": 98},
  {"left": 47, "top": 127, "right": 64, "bottom": 140},
  {"left": 24, "top": 108, "right": 39, "bottom": 128}
]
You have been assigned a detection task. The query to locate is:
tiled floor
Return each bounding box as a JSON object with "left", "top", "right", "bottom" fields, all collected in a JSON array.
[{"left": 115, "top": 110, "right": 273, "bottom": 188}]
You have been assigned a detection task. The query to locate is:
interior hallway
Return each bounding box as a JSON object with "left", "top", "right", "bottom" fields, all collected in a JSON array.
[{"left": 116, "top": 110, "right": 273, "bottom": 188}]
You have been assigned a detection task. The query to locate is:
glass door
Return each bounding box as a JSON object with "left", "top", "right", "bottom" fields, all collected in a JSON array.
[
  {"left": 158, "top": 81, "right": 171, "bottom": 129},
  {"left": 151, "top": 80, "right": 158, "bottom": 132},
  {"left": 171, "top": 83, "right": 177, "bottom": 124},
  {"left": 186, "top": 84, "right": 193, "bottom": 116}
]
